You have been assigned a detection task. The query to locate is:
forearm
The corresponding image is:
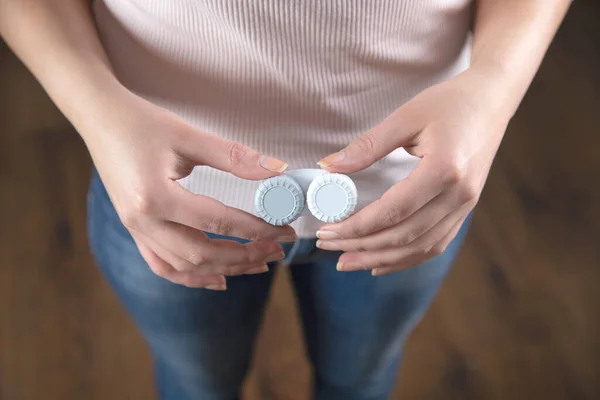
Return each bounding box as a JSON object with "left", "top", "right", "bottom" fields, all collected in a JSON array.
[
  {"left": 470, "top": 0, "right": 573, "bottom": 118},
  {"left": 0, "top": 0, "right": 126, "bottom": 136}
]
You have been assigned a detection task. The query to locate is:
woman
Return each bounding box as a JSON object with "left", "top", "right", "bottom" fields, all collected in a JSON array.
[{"left": 0, "top": 1, "right": 572, "bottom": 399}]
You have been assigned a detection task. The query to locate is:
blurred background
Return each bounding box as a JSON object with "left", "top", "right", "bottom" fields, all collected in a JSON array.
[{"left": 1, "top": 1, "right": 599, "bottom": 399}]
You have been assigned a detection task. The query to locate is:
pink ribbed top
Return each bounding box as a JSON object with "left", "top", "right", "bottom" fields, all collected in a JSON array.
[{"left": 93, "top": 0, "right": 473, "bottom": 237}]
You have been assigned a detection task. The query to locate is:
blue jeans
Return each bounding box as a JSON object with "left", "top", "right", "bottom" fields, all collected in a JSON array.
[{"left": 87, "top": 169, "right": 471, "bottom": 400}]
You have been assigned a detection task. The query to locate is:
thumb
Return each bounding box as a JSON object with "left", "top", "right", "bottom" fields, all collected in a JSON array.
[
  {"left": 317, "top": 108, "right": 418, "bottom": 174},
  {"left": 176, "top": 129, "right": 288, "bottom": 180}
]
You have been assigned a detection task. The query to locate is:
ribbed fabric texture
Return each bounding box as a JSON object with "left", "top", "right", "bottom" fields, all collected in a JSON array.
[{"left": 93, "top": 0, "right": 473, "bottom": 237}]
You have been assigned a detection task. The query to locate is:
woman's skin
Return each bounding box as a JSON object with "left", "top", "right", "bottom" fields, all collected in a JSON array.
[
  {"left": 0, "top": 0, "right": 297, "bottom": 291},
  {"left": 0, "top": 0, "right": 572, "bottom": 288},
  {"left": 316, "top": 0, "right": 573, "bottom": 275}
]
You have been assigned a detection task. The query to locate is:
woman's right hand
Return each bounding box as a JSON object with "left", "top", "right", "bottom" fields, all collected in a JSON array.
[
  {"left": 1, "top": 0, "right": 295, "bottom": 290},
  {"left": 84, "top": 90, "right": 296, "bottom": 290}
]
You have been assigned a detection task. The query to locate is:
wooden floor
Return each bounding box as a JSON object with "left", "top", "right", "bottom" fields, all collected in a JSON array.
[{"left": 1, "top": 3, "right": 599, "bottom": 399}]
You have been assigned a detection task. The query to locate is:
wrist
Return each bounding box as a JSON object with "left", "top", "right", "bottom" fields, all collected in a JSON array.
[
  {"left": 461, "top": 61, "right": 526, "bottom": 121},
  {"left": 48, "top": 66, "right": 132, "bottom": 140}
]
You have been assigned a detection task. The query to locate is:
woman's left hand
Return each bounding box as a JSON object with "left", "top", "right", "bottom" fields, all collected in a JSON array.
[{"left": 316, "top": 68, "right": 512, "bottom": 276}]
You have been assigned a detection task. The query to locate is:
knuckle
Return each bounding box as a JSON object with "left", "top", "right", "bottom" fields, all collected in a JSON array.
[
  {"left": 202, "top": 207, "right": 234, "bottom": 236},
  {"left": 239, "top": 249, "right": 256, "bottom": 266},
  {"left": 437, "top": 242, "right": 448, "bottom": 255},
  {"left": 380, "top": 195, "right": 407, "bottom": 226},
  {"left": 403, "top": 230, "right": 420, "bottom": 246},
  {"left": 118, "top": 207, "right": 139, "bottom": 229},
  {"left": 356, "top": 131, "right": 377, "bottom": 159},
  {"left": 444, "top": 167, "right": 463, "bottom": 186},
  {"left": 459, "top": 182, "right": 480, "bottom": 203},
  {"left": 347, "top": 223, "right": 362, "bottom": 238},
  {"left": 208, "top": 218, "right": 234, "bottom": 236},
  {"left": 406, "top": 223, "right": 432, "bottom": 245},
  {"left": 391, "top": 233, "right": 405, "bottom": 247},
  {"left": 429, "top": 242, "right": 446, "bottom": 256},
  {"left": 132, "top": 187, "right": 156, "bottom": 216},
  {"left": 169, "top": 261, "right": 185, "bottom": 272},
  {"left": 341, "top": 220, "right": 362, "bottom": 239},
  {"left": 245, "top": 226, "right": 263, "bottom": 242},
  {"left": 242, "top": 230, "right": 257, "bottom": 242},
  {"left": 353, "top": 242, "right": 368, "bottom": 252},
  {"left": 383, "top": 207, "right": 402, "bottom": 227},
  {"left": 413, "top": 244, "right": 431, "bottom": 257},
  {"left": 439, "top": 160, "right": 465, "bottom": 186},
  {"left": 350, "top": 226, "right": 368, "bottom": 241},
  {"left": 185, "top": 251, "right": 205, "bottom": 267},
  {"left": 228, "top": 141, "right": 251, "bottom": 169},
  {"left": 119, "top": 188, "right": 159, "bottom": 228}
]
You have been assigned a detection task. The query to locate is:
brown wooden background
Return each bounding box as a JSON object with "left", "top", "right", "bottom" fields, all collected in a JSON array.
[{"left": 1, "top": 2, "right": 599, "bottom": 399}]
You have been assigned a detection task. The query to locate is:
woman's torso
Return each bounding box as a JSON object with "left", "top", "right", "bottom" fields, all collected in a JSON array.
[{"left": 93, "top": 0, "right": 473, "bottom": 237}]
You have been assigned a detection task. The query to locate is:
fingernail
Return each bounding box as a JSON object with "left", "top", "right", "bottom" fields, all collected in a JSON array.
[
  {"left": 316, "top": 240, "right": 340, "bottom": 250},
  {"left": 336, "top": 260, "right": 362, "bottom": 271},
  {"left": 265, "top": 251, "right": 286, "bottom": 263},
  {"left": 372, "top": 269, "right": 382, "bottom": 276},
  {"left": 317, "top": 151, "right": 346, "bottom": 168},
  {"left": 316, "top": 230, "right": 341, "bottom": 240},
  {"left": 260, "top": 156, "right": 288, "bottom": 173},
  {"left": 206, "top": 284, "right": 227, "bottom": 291},
  {"left": 277, "top": 234, "right": 298, "bottom": 242},
  {"left": 245, "top": 264, "right": 269, "bottom": 274}
]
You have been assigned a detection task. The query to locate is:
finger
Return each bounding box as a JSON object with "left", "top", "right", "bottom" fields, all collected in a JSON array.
[
  {"left": 136, "top": 230, "right": 271, "bottom": 276},
  {"left": 173, "top": 127, "right": 288, "bottom": 179},
  {"left": 337, "top": 207, "right": 468, "bottom": 271},
  {"left": 317, "top": 191, "right": 454, "bottom": 252},
  {"left": 317, "top": 183, "right": 474, "bottom": 251},
  {"left": 317, "top": 156, "right": 445, "bottom": 239},
  {"left": 139, "top": 219, "right": 285, "bottom": 271},
  {"left": 317, "top": 104, "right": 420, "bottom": 174},
  {"left": 372, "top": 215, "right": 466, "bottom": 276},
  {"left": 167, "top": 181, "right": 297, "bottom": 242},
  {"left": 134, "top": 237, "right": 227, "bottom": 289}
]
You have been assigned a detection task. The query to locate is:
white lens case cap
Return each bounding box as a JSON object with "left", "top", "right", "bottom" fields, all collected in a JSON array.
[
  {"left": 255, "top": 169, "right": 358, "bottom": 225},
  {"left": 254, "top": 175, "right": 305, "bottom": 226},
  {"left": 307, "top": 173, "right": 357, "bottom": 223}
]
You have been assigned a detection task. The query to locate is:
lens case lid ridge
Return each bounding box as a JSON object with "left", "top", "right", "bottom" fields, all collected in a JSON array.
[
  {"left": 307, "top": 173, "right": 357, "bottom": 223},
  {"left": 254, "top": 175, "right": 305, "bottom": 226},
  {"left": 255, "top": 169, "right": 358, "bottom": 225}
]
